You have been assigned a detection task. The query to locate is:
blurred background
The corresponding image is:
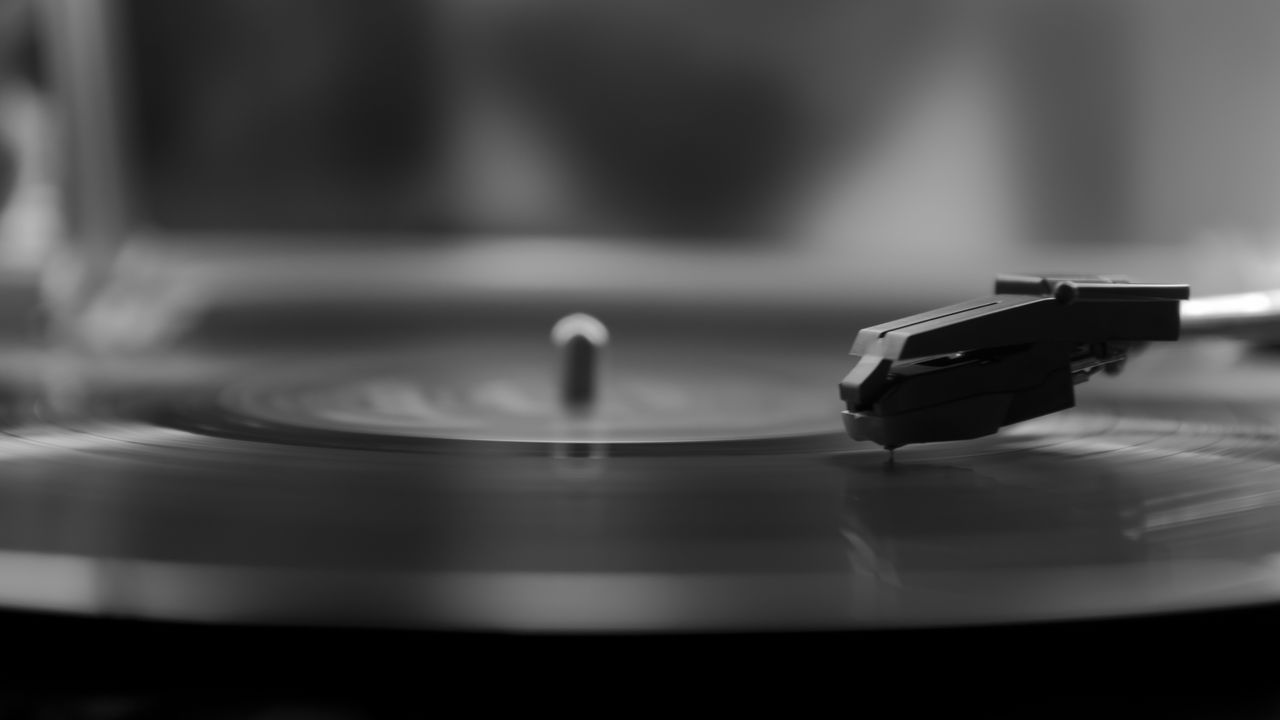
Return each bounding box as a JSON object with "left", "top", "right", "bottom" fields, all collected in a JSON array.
[{"left": 2, "top": 0, "right": 1280, "bottom": 349}]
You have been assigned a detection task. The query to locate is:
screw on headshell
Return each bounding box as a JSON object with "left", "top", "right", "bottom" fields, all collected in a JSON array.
[{"left": 551, "top": 313, "right": 609, "bottom": 415}]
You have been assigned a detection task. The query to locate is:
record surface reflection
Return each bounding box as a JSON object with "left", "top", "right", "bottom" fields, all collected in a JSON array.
[{"left": 3, "top": 364, "right": 1280, "bottom": 631}]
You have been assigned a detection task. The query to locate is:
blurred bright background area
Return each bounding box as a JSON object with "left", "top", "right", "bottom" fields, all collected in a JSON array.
[{"left": 4, "top": 0, "right": 1280, "bottom": 332}]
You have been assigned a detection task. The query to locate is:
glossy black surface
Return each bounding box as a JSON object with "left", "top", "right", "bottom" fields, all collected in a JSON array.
[{"left": 3, "top": 317, "right": 1280, "bottom": 632}]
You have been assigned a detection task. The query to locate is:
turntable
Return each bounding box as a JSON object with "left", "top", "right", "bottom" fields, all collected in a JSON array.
[{"left": 8, "top": 0, "right": 1280, "bottom": 697}]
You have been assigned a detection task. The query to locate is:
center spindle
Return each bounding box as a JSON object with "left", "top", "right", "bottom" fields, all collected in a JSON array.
[{"left": 551, "top": 313, "right": 609, "bottom": 414}]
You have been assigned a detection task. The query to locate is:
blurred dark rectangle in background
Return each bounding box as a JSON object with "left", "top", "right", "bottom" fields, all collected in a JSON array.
[
  {"left": 108, "top": 0, "right": 1201, "bottom": 251},
  {"left": 12, "top": 0, "right": 1280, "bottom": 306},
  {"left": 123, "top": 0, "right": 450, "bottom": 234},
  {"left": 117, "top": 0, "right": 941, "bottom": 241}
]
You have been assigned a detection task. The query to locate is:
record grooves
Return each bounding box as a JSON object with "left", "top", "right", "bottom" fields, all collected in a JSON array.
[{"left": 5, "top": 355, "right": 1280, "bottom": 633}]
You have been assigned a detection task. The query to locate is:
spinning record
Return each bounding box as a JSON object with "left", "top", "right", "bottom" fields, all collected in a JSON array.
[{"left": 2, "top": 336, "right": 1280, "bottom": 633}]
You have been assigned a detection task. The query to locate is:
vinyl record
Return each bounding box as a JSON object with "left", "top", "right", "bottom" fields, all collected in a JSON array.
[{"left": 3, "top": 339, "right": 1280, "bottom": 632}]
